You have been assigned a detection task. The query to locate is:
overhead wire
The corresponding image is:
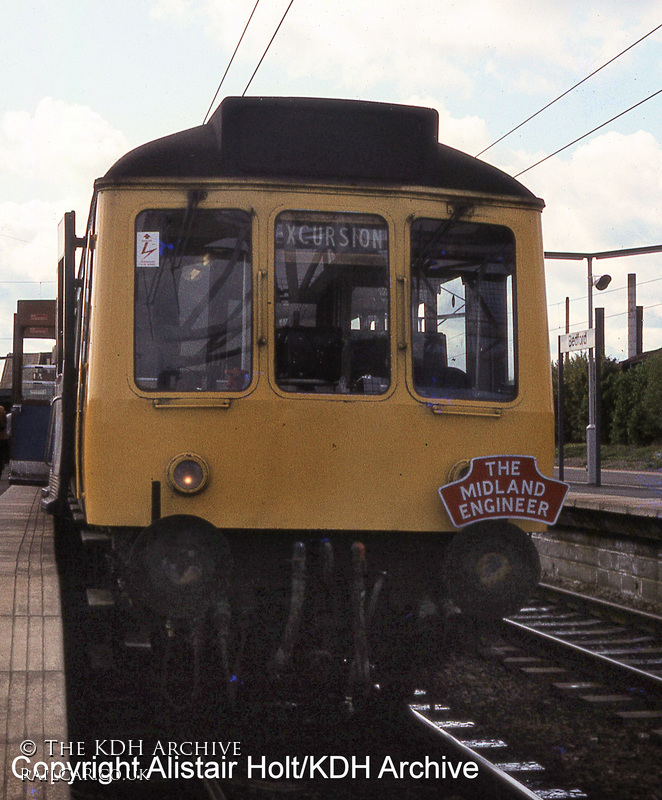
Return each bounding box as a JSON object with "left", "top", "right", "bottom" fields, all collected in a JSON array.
[
  {"left": 0, "top": 232, "right": 55, "bottom": 250},
  {"left": 515, "top": 87, "right": 662, "bottom": 176},
  {"left": 243, "top": 0, "right": 295, "bottom": 96},
  {"left": 547, "top": 271, "right": 662, "bottom": 341},
  {"left": 549, "top": 299, "right": 662, "bottom": 335},
  {"left": 476, "top": 22, "right": 662, "bottom": 157},
  {"left": 547, "top": 274, "right": 662, "bottom": 312},
  {"left": 203, "top": 0, "right": 261, "bottom": 124}
]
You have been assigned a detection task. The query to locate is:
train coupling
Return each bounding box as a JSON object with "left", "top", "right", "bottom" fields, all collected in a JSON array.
[{"left": 269, "top": 539, "right": 383, "bottom": 706}]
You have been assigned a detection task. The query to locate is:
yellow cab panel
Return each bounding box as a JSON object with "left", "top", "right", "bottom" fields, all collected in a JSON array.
[{"left": 79, "top": 183, "right": 552, "bottom": 533}]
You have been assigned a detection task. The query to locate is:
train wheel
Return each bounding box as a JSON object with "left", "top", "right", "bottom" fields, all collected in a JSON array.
[{"left": 441, "top": 521, "right": 540, "bottom": 619}]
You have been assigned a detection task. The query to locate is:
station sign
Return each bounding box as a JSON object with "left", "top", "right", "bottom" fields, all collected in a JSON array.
[
  {"left": 560, "top": 328, "right": 595, "bottom": 353},
  {"left": 15, "top": 300, "right": 56, "bottom": 340},
  {"left": 439, "top": 455, "right": 568, "bottom": 528}
]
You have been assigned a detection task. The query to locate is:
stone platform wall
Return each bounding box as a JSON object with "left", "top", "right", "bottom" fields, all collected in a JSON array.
[{"left": 533, "top": 527, "right": 662, "bottom": 605}]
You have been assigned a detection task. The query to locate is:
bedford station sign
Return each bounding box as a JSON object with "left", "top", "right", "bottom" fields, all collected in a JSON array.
[
  {"left": 439, "top": 455, "right": 568, "bottom": 528},
  {"left": 560, "top": 328, "right": 595, "bottom": 354}
]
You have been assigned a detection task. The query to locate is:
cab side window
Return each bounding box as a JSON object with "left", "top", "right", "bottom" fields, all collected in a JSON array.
[{"left": 411, "top": 218, "right": 517, "bottom": 401}]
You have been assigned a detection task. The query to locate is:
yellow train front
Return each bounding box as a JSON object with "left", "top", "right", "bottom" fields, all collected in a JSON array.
[{"left": 45, "top": 97, "right": 561, "bottom": 704}]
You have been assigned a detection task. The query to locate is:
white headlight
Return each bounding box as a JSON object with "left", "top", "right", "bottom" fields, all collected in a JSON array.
[{"left": 166, "top": 454, "right": 209, "bottom": 494}]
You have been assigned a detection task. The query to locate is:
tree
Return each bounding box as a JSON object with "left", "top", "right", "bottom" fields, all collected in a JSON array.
[
  {"left": 640, "top": 351, "right": 662, "bottom": 442},
  {"left": 553, "top": 354, "right": 588, "bottom": 443},
  {"left": 553, "top": 354, "right": 619, "bottom": 444},
  {"left": 604, "top": 352, "right": 662, "bottom": 445}
]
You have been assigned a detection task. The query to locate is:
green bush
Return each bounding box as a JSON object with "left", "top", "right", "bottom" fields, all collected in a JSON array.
[
  {"left": 553, "top": 354, "right": 588, "bottom": 443},
  {"left": 608, "top": 367, "right": 647, "bottom": 444},
  {"left": 553, "top": 352, "right": 661, "bottom": 446},
  {"left": 641, "top": 352, "right": 662, "bottom": 442}
]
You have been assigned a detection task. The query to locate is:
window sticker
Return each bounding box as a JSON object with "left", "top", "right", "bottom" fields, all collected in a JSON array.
[{"left": 137, "top": 231, "right": 160, "bottom": 268}]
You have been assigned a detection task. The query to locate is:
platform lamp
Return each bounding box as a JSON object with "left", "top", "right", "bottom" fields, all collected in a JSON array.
[
  {"left": 587, "top": 259, "right": 611, "bottom": 486},
  {"left": 545, "top": 251, "right": 614, "bottom": 486},
  {"left": 548, "top": 244, "right": 662, "bottom": 486}
]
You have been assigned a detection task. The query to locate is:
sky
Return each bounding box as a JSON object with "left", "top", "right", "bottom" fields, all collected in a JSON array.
[{"left": 1, "top": 0, "right": 662, "bottom": 361}]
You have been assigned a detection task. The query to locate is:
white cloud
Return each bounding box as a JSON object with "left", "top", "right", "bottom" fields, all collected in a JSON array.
[
  {"left": 0, "top": 97, "right": 129, "bottom": 199},
  {"left": 487, "top": 127, "right": 662, "bottom": 359},
  {"left": 192, "top": 0, "right": 653, "bottom": 102},
  {"left": 3, "top": 0, "right": 662, "bottom": 361},
  {"left": 0, "top": 201, "right": 63, "bottom": 338},
  {"left": 515, "top": 129, "right": 662, "bottom": 252},
  {"left": 151, "top": 0, "right": 193, "bottom": 22},
  {"left": 0, "top": 99, "right": 130, "bottom": 352},
  {"left": 404, "top": 95, "right": 491, "bottom": 154}
]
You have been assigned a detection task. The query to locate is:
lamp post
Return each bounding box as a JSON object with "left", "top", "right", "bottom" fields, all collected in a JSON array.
[
  {"left": 586, "top": 259, "right": 611, "bottom": 485},
  {"left": 547, "top": 244, "right": 662, "bottom": 485}
]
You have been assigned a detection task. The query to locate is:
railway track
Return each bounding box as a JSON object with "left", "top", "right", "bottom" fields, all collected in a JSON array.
[
  {"left": 196, "top": 581, "right": 662, "bottom": 800},
  {"left": 62, "top": 504, "right": 658, "bottom": 800},
  {"left": 409, "top": 688, "right": 588, "bottom": 800},
  {"left": 453, "top": 580, "right": 662, "bottom": 799},
  {"left": 405, "top": 581, "right": 662, "bottom": 800},
  {"left": 504, "top": 582, "right": 662, "bottom": 695},
  {"left": 194, "top": 677, "right": 590, "bottom": 800}
]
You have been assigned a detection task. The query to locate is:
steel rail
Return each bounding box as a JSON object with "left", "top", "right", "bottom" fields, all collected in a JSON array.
[
  {"left": 409, "top": 707, "right": 545, "bottom": 800},
  {"left": 538, "top": 581, "right": 662, "bottom": 632},
  {"left": 502, "top": 614, "right": 662, "bottom": 693}
]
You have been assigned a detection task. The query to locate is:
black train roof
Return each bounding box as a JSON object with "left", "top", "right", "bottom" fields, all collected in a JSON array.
[{"left": 102, "top": 97, "right": 538, "bottom": 202}]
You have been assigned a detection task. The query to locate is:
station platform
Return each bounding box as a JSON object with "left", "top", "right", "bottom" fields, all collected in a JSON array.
[
  {"left": 559, "top": 466, "right": 662, "bottom": 521},
  {"left": 0, "top": 484, "right": 70, "bottom": 799},
  {"left": 565, "top": 489, "right": 662, "bottom": 520}
]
